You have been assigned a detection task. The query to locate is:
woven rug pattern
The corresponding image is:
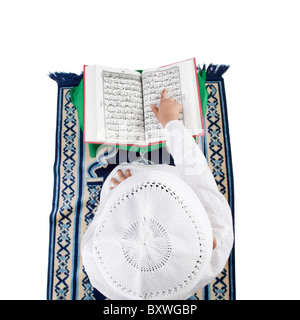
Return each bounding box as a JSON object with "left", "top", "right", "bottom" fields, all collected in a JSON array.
[{"left": 47, "top": 65, "right": 235, "bottom": 300}]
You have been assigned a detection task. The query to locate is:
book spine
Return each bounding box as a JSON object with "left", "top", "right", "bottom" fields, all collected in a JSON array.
[
  {"left": 193, "top": 59, "right": 205, "bottom": 137},
  {"left": 83, "top": 65, "right": 87, "bottom": 143}
]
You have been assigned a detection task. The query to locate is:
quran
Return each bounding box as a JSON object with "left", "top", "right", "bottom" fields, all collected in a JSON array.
[{"left": 84, "top": 58, "right": 204, "bottom": 146}]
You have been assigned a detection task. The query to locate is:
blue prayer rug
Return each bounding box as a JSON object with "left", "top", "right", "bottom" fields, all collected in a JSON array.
[{"left": 47, "top": 64, "right": 235, "bottom": 300}]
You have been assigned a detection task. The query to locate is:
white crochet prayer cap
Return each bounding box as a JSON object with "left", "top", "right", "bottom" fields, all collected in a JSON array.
[{"left": 82, "top": 170, "right": 213, "bottom": 300}]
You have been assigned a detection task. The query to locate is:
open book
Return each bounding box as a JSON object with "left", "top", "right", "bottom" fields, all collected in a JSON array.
[{"left": 84, "top": 58, "right": 204, "bottom": 146}]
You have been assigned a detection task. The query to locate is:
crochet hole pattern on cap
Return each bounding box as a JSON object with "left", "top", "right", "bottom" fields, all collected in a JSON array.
[
  {"left": 93, "top": 179, "right": 209, "bottom": 299},
  {"left": 121, "top": 218, "right": 172, "bottom": 273}
]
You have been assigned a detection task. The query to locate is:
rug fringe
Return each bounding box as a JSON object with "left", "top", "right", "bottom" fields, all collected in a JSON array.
[
  {"left": 197, "top": 64, "right": 230, "bottom": 79},
  {"left": 49, "top": 64, "right": 229, "bottom": 86},
  {"left": 48, "top": 72, "right": 83, "bottom": 87}
]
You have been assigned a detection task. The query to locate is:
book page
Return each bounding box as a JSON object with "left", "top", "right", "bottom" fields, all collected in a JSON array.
[
  {"left": 101, "top": 69, "right": 145, "bottom": 142},
  {"left": 142, "top": 58, "right": 203, "bottom": 143},
  {"left": 142, "top": 66, "right": 184, "bottom": 141},
  {"left": 84, "top": 65, "right": 98, "bottom": 142}
]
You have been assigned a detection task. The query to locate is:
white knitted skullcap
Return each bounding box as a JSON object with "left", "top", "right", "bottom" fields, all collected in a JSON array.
[{"left": 84, "top": 170, "right": 213, "bottom": 300}]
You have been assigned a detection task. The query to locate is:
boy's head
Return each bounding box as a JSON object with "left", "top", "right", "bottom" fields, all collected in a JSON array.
[{"left": 82, "top": 171, "right": 214, "bottom": 300}]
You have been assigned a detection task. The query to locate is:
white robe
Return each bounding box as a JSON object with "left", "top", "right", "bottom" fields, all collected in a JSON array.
[{"left": 82, "top": 120, "right": 234, "bottom": 298}]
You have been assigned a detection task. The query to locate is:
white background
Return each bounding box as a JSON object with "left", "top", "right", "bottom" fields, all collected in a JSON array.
[{"left": 0, "top": 0, "right": 299, "bottom": 300}]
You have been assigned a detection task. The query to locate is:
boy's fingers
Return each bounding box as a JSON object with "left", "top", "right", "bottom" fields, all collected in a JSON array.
[
  {"left": 110, "top": 177, "right": 120, "bottom": 186},
  {"left": 150, "top": 105, "right": 159, "bottom": 118},
  {"left": 125, "top": 169, "right": 132, "bottom": 177},
  {"left": 213, "top": 236, "right": 217, "bottom": 249},
  {"left": 161, "top": 88, "right": 168, "bottom": 101},
  {"left": 117, "top": 169, "right": 126, "bottom": 181}
]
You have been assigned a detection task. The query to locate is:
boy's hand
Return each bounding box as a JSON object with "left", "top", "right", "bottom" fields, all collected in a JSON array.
[
  {"left": 110, "top": 169, "right": 132, "bottom": 190},
  {"left": 150, "top": 88, "right": 183, "bottom": 128}
]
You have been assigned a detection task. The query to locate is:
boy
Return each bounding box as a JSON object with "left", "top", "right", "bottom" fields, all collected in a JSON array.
[{"left": 81, "top": 89, "right": 233, "bottom": 300}]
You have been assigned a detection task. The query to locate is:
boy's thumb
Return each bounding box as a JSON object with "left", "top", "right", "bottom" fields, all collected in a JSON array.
[{"left": 150, "top": 105, "right": 158, "bottom": 118}]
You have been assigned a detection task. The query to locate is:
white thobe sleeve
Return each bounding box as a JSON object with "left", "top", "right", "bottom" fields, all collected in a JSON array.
[{"left": 164, "top": 120, "right": 234, "bottom": 284}]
